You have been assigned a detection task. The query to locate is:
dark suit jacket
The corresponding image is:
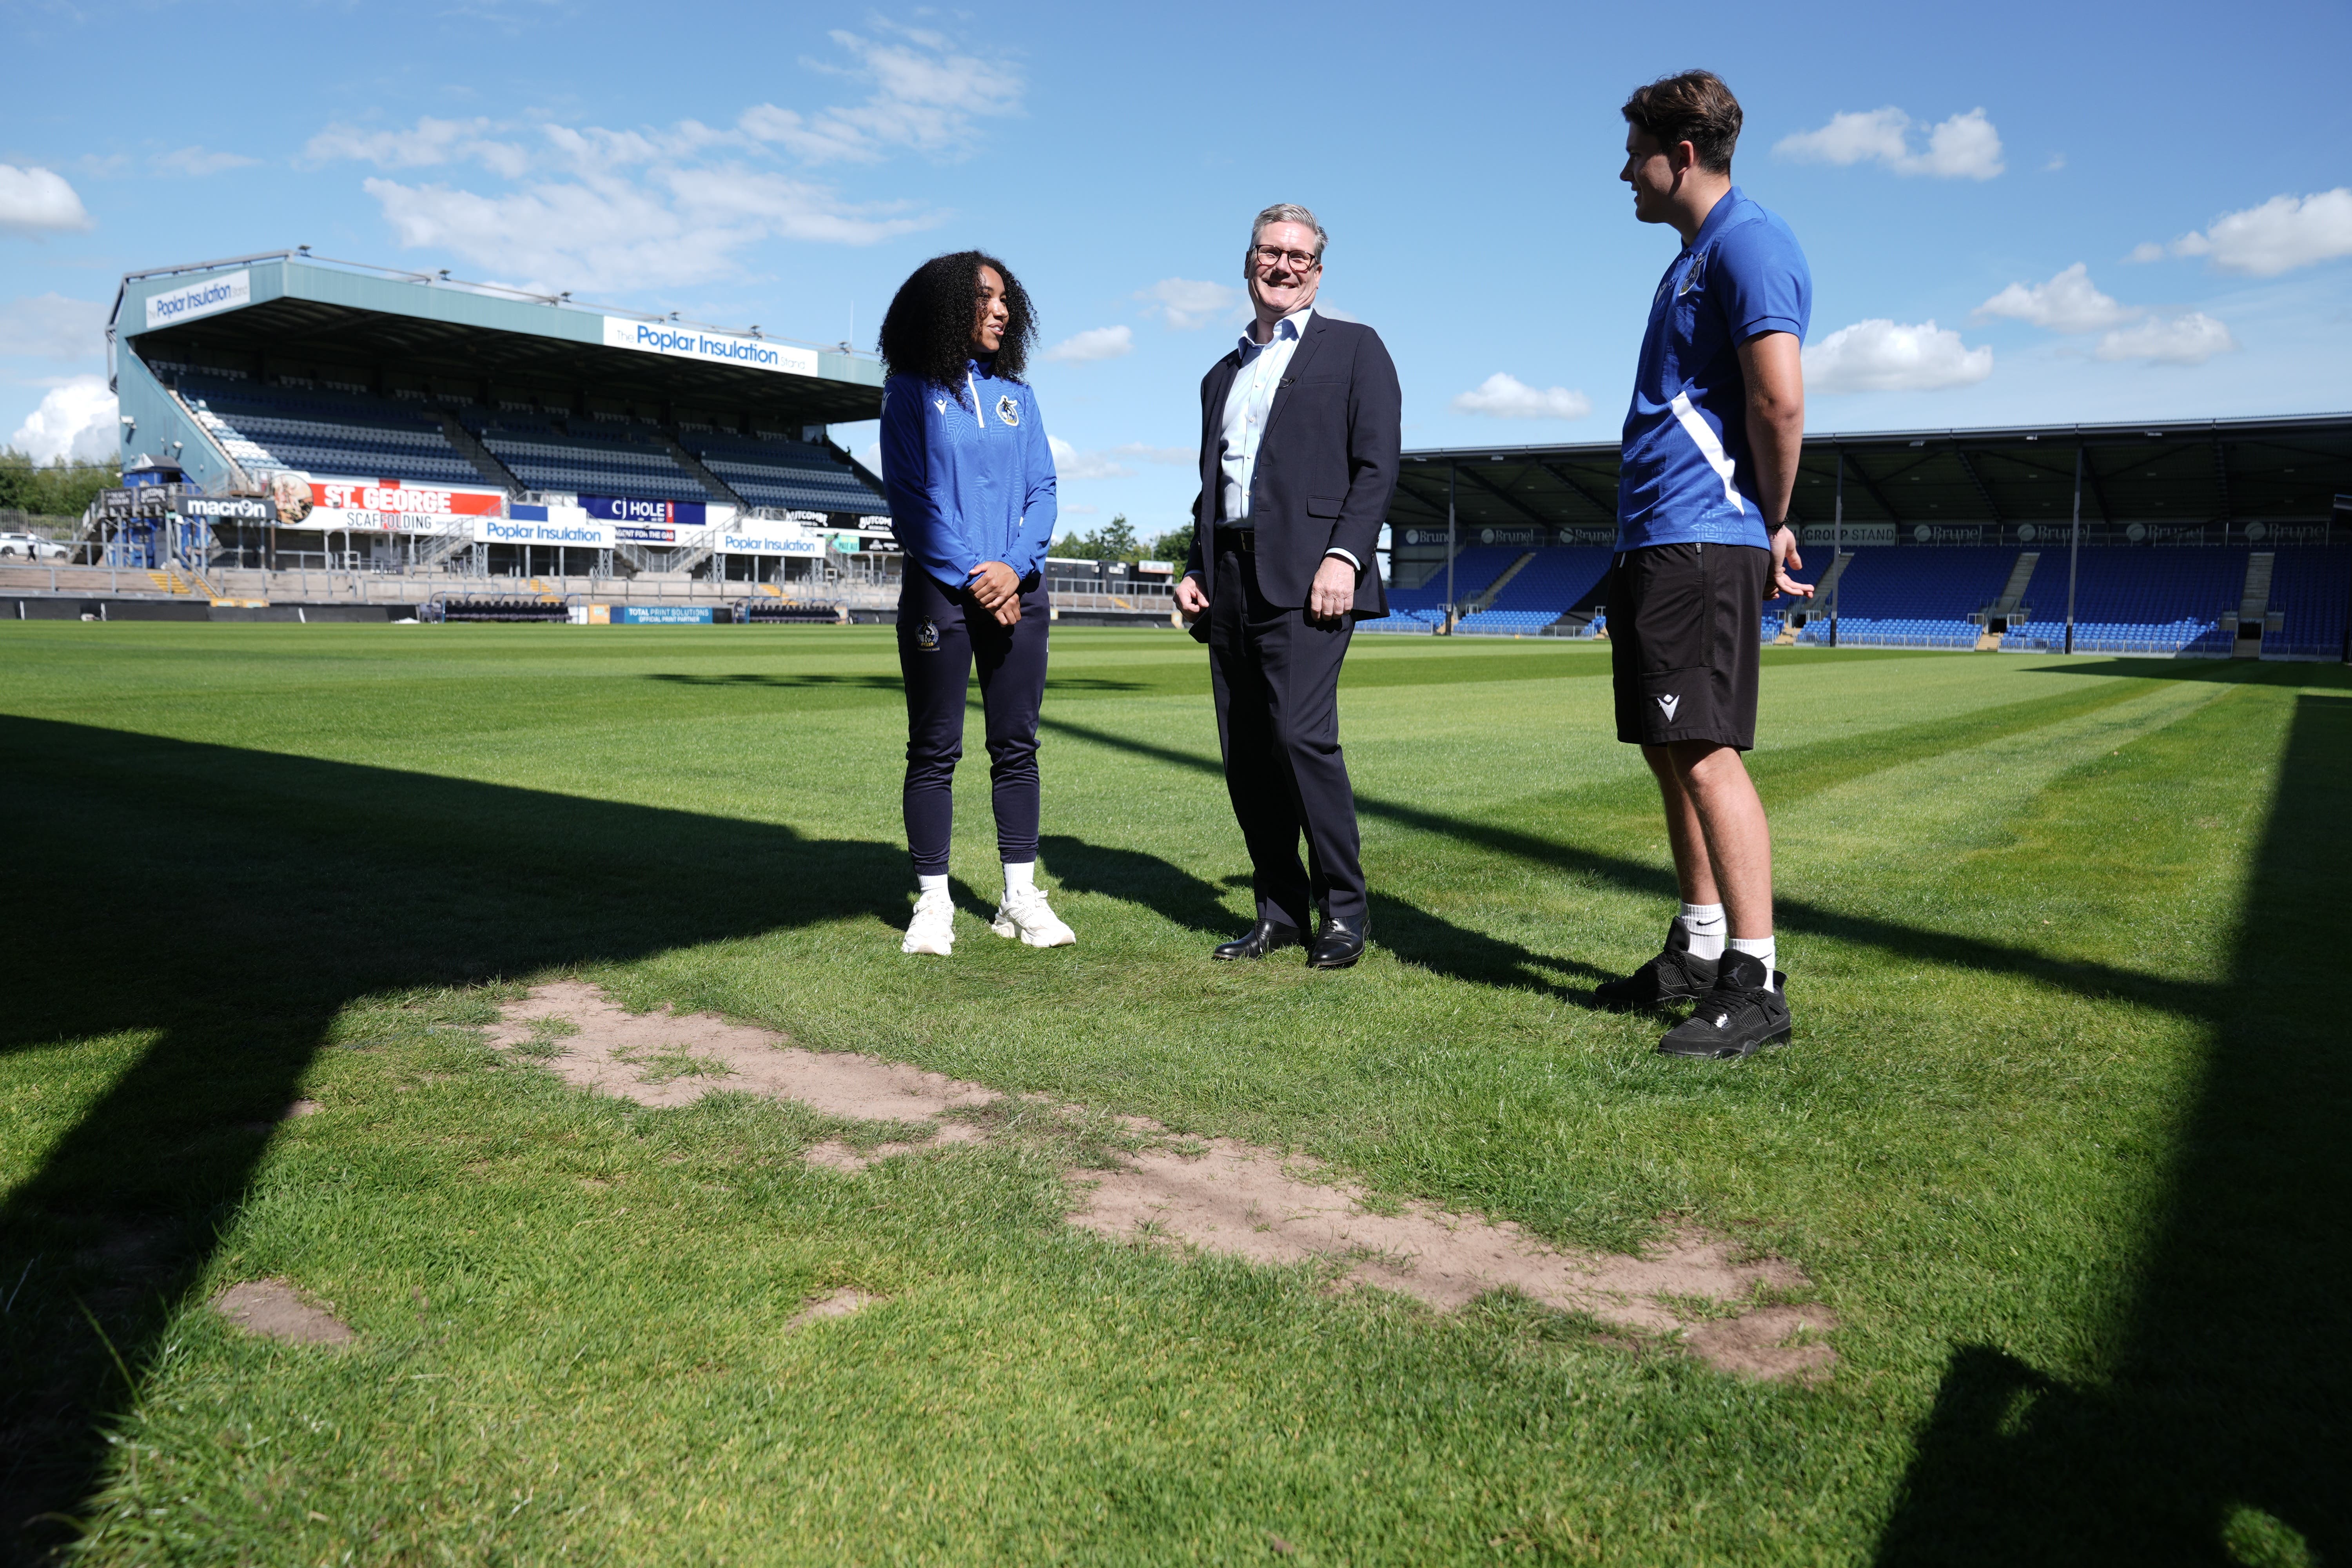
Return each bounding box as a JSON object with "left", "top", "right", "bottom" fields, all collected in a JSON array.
[{"left": 1184, "top": 313, "right": 1400, "bottom": 618}]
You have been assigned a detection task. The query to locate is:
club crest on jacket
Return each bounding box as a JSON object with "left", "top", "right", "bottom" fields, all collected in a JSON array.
[
  {"left": 996, "top": 395, "right": 1021, "bottom": 427},
  {"left": 914, "top": 619, "right": 940, "bottom": 651}
]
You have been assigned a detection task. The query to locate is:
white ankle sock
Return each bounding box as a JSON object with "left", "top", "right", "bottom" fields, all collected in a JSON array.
[
  {"left": 1728, "top": 935, "right": 1777, "bottom": 979},
  {"left": 1678, "top": 902, "right": 1727, "bottom": 960},
  {"left": 1002, "top": 860, "right": 1036, "bottom": 897},
  {"left": 917, "top": 873, "right": 949, "bottom": 898}
]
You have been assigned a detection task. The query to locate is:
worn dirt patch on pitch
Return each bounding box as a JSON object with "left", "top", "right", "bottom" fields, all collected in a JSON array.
[
  {"left": 786, "top": 1288, "right": 883, "bottom": 1330},
  {"left": 488, "top": 982, "right": 1000, "bottom": 1126},
  {"left": 213, "top": 1279, "right": 352, "bottom": 1345},
  {"left": 488, "top": 984, "right": 1833, "bottom": 1379},
  {"left": 1067, "top": 1140, "right": 1836, "bottom": 1375}
]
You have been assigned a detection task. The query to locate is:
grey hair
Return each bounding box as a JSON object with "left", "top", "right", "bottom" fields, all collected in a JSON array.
[{"left": 1248, "top": 202, "right": 1327, "bottom": 261}]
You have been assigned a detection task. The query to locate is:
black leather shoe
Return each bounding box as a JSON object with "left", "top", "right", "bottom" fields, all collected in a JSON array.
[
  {"left": 1306, "top": 915, "right": 1366, "bottom": 970},
  {"left": 1212, "top": 918, "right": 1303, "bottom": 961}
]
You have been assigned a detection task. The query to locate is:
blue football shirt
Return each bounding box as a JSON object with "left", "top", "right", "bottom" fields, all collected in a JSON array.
[{"left": 1616, "top": 188, "right": 1811, "bottom": 551}]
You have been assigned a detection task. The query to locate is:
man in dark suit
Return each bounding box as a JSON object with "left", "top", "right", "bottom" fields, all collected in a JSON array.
[{"left": 1172, "top": 202, "right": 1402, "bottom": 969}]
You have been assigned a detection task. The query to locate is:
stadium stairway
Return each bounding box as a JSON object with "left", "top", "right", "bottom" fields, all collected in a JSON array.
[
  {"left": 661, "top": 436, "right": 747, "bottom": 508},
  {"left": 1977, "top": 551, "right": 2041, "bottom": 649},
  {"left": 433, "top": 411, "right": 526, "bottom": 495},
  {"left": 2234, "top": 551, "right": 2276, "bottom": 658},
  {"left": 1466, "top": 551, "right": 1537, "bottom": 612}
]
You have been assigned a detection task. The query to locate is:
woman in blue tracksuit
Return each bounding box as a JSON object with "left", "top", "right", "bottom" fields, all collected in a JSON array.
[{"left": 877, "top": 249, "right": 1070, "bottom": 956}]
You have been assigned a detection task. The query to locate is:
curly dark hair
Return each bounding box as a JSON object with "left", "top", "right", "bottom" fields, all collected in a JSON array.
[{"left": 878, "top": 250, "right": 1037, "bottom": 396}]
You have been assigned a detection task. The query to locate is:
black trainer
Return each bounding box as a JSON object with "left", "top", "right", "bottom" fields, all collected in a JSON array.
[
  {"left": 1656, "top": 949, "right": 1791, "bottom": 1060},
  {"left": 1593, "top": 920, "right": 1719, "bottom": 1011}
]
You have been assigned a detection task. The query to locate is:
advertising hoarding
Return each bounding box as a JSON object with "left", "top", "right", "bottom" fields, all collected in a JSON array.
[
  {"left": 581, "top": 496, "right": 707, "bottom": 528},
  {"left": 266, "top": 475, "right": 506, "bottom": 534},
  {"left": 719, "top": 527, "right": 824, "bottom": 557},
  {"left": 599, "top": 317, "right": 819, "bottom": 377},
  {"left": 143, "top": 270, "right": 251, "bottom": 330}
]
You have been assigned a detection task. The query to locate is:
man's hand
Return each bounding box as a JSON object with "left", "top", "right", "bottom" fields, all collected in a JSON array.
[
  {"left": 1307, "top": 555, "right": 1357, "bottom": 626},
  {"left": 1769, "top": 525, "right": 1812, "bottom": 599},
  {"left": 967, "top": 561, "right": 1023, "bottom": 626},
  {"left": 1173, "top": 572, "right": 1210, "bottom": 620}
]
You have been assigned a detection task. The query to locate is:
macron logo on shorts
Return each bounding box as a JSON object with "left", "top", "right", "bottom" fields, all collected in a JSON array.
[{"left": 1656, "top": 693, "right": 1681, "bottom": 722}]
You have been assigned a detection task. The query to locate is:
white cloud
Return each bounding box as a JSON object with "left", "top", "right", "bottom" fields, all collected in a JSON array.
[
  {"left": 9, "top": 375, "right": 117, "bottom": 463},
  {"left": 1316, "top": 303, "right": 1361, "bottom": 323},
  {"left": 1042, "top": 325, "right": 1133, "bottom": 364},
  {"left": 2125, "top": 241, "right": 2168, "bottom": 264},
  {"left": 0, "top": 164, "right": 93, "bottom": 234},
  {"left": 2093, "top": 312, "right": 2237, "bottom": 365},
  {"left": 740, "top": 26, "right": 1022, "bottom": 164},
  {"left": 0, "top": 293, "right": 105, "bottom": 359},
  {"left": 1775, "top": 107, "right": 2004, "bottom": 180},
  {"left": 2044, "top": 153, "right": 2066, "bottom": 172},
  {"left": 1974, "top": 263, "right": 2134, "bottom": 333},
  {"left": 1112, "top": 442, "right": 1192, "bottom": 464},
  {"left": 857, "top": 439, "right": 880, "bottom": 474},
  {"left": 1048, "top": 435, "right": 1133, "bottom": 480},
  {"left": 309, "top": 29, "right": 1010, "bottom": 294},
  {"left": 1804, "top": 319, "right": 1993, "bottom": 394},
  {"left": 155, "top": 146, "right": 261, "bottom": 177},
  {"left": 1135, "top": 278, "right": 1244, "bottom": 330},
  {"left": 2152, "top": 188, "right": 2352, "bottom": 277},
  {"left": 1450, "top": 372, "right": 1592, "bottom": 420},
  {"left": 304, "top": 116, "right": 531, "bottom": 177}
]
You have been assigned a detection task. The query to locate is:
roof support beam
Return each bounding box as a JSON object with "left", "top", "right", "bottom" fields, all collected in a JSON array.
[
  {"left": 1534, "top": 459, "right": 1616, "bottom": 519},
  {"left": 1953, "top": 448, "right": 2002, "bottom": 523},
  {"left": 1844, "top": 452, "right": 1906, "bottom": 524},
  {"left": 1455, "top": 460, "right": 1556, "bottom": 528},
  {"left": 2212, "top": 436, "right": 2233, "bottom": 520},
  {"left": 2082, "top": 448, "right": 2115, "bottom": 524}
]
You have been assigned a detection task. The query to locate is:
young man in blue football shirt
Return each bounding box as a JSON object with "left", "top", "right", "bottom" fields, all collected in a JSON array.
[{"left": 1595, "top": 70, "right": 1815, "bottom": 1058}]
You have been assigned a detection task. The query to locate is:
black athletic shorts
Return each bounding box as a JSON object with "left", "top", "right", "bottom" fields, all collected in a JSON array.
[{"left": 1606, "top": 541, "right": 1769, "bottom": 751}]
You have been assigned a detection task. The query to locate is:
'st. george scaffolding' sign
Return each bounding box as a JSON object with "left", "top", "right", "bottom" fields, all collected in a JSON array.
[{"left": 600, "top": 317, "right": 818, "bottom": 377}]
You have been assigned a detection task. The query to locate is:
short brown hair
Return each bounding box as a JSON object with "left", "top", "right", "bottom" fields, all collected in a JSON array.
[{"left": 1622, "top": 70, "right": 1743, "bottom": 173}]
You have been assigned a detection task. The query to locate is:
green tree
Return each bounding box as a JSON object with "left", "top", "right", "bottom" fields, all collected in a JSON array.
[
  {"left": 1145, "top": 523, "right": 1194, "bottom": 566},
  {"left": 0, "top": 450, "right": 119, "bottom": 521},
  {"left": 1056, "top": 513, "right": 1140, "bottom": 561}
]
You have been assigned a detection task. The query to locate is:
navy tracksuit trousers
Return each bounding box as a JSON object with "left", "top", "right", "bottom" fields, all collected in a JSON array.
[{"left": 898, "top": 568, "right": 1049, "bottom": 875}]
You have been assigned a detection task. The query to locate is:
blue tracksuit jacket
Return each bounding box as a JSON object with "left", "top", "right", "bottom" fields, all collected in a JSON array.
[{"left": 879, "top": 360, "right": 1058, "bottom": 593}]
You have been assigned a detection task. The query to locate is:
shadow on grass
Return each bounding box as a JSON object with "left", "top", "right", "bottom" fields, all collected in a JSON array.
[
  {"left": 1873, "top": 692, "right": 2352, "bottom": 1566},
  {"left": 1038, "top": 834, "right": 1609, "bottom": 995},
  {"left": 644, "top": 672, "right": 1151, "bottom": 694},
  {"left": 1036, "top": 711, "right": 2212, "bottom": 1016},
  {"left": 0, "top": 715, "right": 911, "bottom": 1564},
  {"left": 2015, "top": 656, "right": 2352, "bottom": 689}
]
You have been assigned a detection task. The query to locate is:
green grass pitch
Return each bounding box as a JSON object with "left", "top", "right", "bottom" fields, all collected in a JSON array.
[{"left": 0, "top": 623, "right": 2343, "bottom": 1566}]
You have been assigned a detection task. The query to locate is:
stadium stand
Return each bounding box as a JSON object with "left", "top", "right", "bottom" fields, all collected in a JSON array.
[
  {"left": 1357, "top": 544, "right": 1524, "bottom": 632},
  {"left": 684, "top": 431, "right": 879, "bottom": 515},
  {"left": 465, "top": 411, "right": 718, "bottom": 504},
  {"left": 2258, "top": 544, "right": 2350, "bottom": 657},
  {"left": 178, "top": 376, "right": 484, "bottom": 487},
  {"left": 1483, "top": 547, "right": 1613, "bottom": 620}
]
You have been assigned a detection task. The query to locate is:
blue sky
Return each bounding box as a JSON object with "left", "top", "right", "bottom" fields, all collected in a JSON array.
[{"left": 5, "top": 0, "right": 2349, "bottom": 537}]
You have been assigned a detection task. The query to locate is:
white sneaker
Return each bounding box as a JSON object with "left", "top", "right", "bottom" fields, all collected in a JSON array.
[
  {"left": 901, "top": 889, "right": 956, "bottom": 955},
  {"left": 990, "top": 885, "right": 1075, "bottom": 947}
]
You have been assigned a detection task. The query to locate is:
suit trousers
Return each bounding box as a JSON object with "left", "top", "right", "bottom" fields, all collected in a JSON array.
[
  {"left": 898, "top": 568, "right": 1049, "bottom": 876},
  {"left": 1207, "top": 544, "right": 1365, "bottom": 931}
]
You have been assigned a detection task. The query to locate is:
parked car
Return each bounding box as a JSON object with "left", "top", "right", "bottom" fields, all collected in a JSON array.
[{"left": 0, "top": 530, "right": 71, "bottom": 561}]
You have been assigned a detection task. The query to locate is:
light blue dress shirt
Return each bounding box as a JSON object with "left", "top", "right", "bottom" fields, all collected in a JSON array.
[{"left": 1215, "top": 306, "right": 1359, "bottom": 572}]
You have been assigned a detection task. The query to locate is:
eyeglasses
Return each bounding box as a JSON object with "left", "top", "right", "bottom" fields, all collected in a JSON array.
[{"left": 1251, "top": 244, "right": 1321, "bottom": 270}]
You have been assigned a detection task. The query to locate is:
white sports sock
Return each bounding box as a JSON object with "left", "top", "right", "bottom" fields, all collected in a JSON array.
[
  {"left": 1002, "top": 860, "right": 1036, "bottom": 897},
  {"left": 1728, "top": 935, "right": 1777, "bottom": 980},
  {"left": 1677, "top": 902, "right": 1727, "bottom": 961},
  {"left": 917, "top": 873, "right": 949, "bottom": 898}
]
